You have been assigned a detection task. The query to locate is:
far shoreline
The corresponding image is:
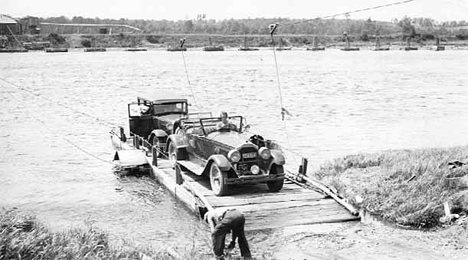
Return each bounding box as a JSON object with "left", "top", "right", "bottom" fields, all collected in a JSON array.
[{"left": 4, "top": 33, "right": 468, "bottom": 51}]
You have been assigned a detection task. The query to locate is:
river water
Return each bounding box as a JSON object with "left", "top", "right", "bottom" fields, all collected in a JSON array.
[{"left": 1, "top": 49, "right": 467, "bottom": 256}]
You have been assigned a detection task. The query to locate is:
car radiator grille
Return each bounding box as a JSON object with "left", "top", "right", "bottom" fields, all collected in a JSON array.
[{"left": 237, "top": 147, "right": 259, "bottom": 175}]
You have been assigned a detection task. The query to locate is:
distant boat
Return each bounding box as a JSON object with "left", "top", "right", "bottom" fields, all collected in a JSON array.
[
  {"left": 239, "top": 37, "right": 259, "bottom": 51},
  {"left": 374, "top": 36, "right": 389, "bottom": 51},
  {"left": 23, "top": 41, "right": 50, "bottom": 51},
  {"left": 45, "top": 48, "right": 68, "bottom": 53},
  {"left": 167, "top": 46, "right": 187, "bottom": 52},
  {"left": 127, "top": 48, "right": 147, "bottom": 52},
  {"left": 203, "top": 37, "right": 224, "bottom": 51},
  {"left": 306, "top": 36, "right": 325, "bottom": 51},
  {"left": 203, "top": 46, "right": 224, "bottom": 51},
  {"left": 84, "top": 47, "right": 106, "bottom": 52},
  {"left": 0, "top": 48, "right": 28, "bottom": 53},
  {"left": 402, "top": 37, "right": 418, "bottom": 51},
  {"left": 341, "top": 32, "right": 359, "bottom": 51}
]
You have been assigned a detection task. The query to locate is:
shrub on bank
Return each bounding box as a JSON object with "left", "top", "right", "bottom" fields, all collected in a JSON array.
[
  {"left": 315, "top": 145, "right": 468, "bottom": 228},
  {"left": 0, "top": 208, "right": 203, "bottom": 259}
]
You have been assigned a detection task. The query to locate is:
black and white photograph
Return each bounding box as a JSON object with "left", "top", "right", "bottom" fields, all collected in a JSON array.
[{"left": 1, "top": 0, "right": 467, "bottom": 259}]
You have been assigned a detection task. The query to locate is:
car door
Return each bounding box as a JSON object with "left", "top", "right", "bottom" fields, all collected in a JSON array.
[{"left": 128, "top": 102, "right": 154, "bottom": 138}]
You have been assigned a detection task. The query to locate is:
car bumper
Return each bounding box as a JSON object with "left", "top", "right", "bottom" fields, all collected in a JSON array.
[{"left": 225, "top": 174, "right": 285, "bottom": 185}]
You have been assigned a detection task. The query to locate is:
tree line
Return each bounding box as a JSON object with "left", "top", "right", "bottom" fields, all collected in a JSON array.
[{"left": 37, "top": 15, "right": 468, "bottom": 39}]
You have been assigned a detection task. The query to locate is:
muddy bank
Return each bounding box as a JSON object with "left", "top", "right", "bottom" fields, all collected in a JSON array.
[{"left": 249, "top": 219, "right": 468, "bottom": 260}]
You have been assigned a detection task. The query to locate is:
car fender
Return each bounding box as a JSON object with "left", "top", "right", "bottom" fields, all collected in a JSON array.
[
  {"left": 270, "top": 150, "right": 285, "bottom": 166},
  {"left": 150, "top": 129, "right": 167, "bottom": 139},
  {"left": 166, "top": 134, "right": 189, "bottom": 160},
  {"left": 167, "top": 134, "right": 188, "bottom": 149},
  {"left": 206, "top": 154, "right": 232, "bottom": 172}
]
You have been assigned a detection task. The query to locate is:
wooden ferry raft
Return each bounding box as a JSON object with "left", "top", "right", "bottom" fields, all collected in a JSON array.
[{"left": 114, "top": 135, "right": 360, "bottom": 231}]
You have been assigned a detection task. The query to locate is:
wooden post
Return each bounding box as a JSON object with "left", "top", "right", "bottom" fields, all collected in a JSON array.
[
  {"left": 175, "top": 164, "right": 183, "bottom": 185},
  {"left": 301, "top": 158, "right": 308, "bottom": 176},
  {"left": 119, "top": 127, "right": 126, "bottom": 142},
  {"left": 135, "top": 136, "right": 140, "bottom": 149},
  {"left": 444, "top": 201, "right": 451, "bottom": 217},
  {"left": 145, "top": 140, "right": 151, "bottom": 156},
  {"left": 152, "top": 146, "right": 158, "bottom": 167}
]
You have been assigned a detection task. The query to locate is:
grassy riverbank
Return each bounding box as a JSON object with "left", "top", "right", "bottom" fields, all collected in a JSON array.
[
  {"left": 314, "top": 145, "right": 468, "bottom": 228},
  {"left": 7, "top": 33, "right": 468, "bottom": 50},
  {"left": 0, "top": 208, "right": 202, "bottom": 260}
]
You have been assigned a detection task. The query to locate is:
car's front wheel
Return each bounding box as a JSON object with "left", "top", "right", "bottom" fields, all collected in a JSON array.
[
  {"left": 168, "top": 142, "right": 178, "bottom": 167},
  {"left": 267, "top": 165, "right": 284, "bottom": 192},
  {"left": 210, "top": 164, "right": 228, "bottom": 196}
]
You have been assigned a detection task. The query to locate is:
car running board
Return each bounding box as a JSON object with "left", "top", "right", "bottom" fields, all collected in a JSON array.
[{"left": 177, "top": 161, "right": 205, "bottom": 176}]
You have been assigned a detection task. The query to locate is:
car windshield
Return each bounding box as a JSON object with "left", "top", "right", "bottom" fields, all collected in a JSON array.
[
  {"left": 152, "top": 102, "right": 187, "bottom": 115},
  {"left": 201, "top": 116, "right": 243, "bottom": 132},
  {"left": 180, "top": 116, "right": 244, "bottom": 135}
]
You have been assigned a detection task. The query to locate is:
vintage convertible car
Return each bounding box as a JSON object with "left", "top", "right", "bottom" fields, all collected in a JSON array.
[
  {"left": 127, "top": 91, "right": 188, "bottom": 157},
  {"left": 166, "top": 115, "right": 286, "bottom": 196}
]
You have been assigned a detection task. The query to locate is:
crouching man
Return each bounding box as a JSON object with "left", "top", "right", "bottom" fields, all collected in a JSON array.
[{"left": 204, "top": 207, "right": 252, "bottom": 260}]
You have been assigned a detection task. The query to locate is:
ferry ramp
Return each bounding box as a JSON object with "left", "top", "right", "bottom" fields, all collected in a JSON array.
[{"left": 149, "top": 158, "right": 360, "bottom": 231}]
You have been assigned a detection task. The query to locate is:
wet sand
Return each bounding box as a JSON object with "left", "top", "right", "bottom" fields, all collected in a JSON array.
[{"left": 241, "top": 218, "right": 468, "bottom": 260}]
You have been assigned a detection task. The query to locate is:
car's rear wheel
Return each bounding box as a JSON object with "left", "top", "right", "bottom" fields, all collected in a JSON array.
[
  {"left": 267, "top": 165, "right": 284, "bottom": 192},
  {"left": 210, "top": 164, "right": 228, "bottom": 196}
]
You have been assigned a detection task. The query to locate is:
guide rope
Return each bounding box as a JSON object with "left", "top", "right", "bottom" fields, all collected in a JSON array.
[
  {"left": 0, "top": 78, "right": 118, "bottom": 128},
  {"left": 2, "top": 81, "right": 118, "bottom": 165},
  {"left": 0, "top": 78, "right": 171, "bottom": 164},
  {"left": 284, "top": 0, "right": 416, "bottom": 26}
]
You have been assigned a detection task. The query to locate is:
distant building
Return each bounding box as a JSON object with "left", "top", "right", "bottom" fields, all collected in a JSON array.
[
  {"left": 19, "top": 16, "right": 40, "bottom": 34},
  {"left": 39, "top": 23, "right": 141, "bottom": 35},
  {"left": 0, "top": 14, "right": 22, "bottom": 35}
]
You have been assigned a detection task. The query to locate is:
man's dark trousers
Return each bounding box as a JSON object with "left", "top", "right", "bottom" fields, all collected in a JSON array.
[{"left": 212, "top": 209, "right": 251, "bottom": 258}]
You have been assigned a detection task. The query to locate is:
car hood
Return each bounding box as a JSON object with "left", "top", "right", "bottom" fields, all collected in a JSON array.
[
  {"left": 158, "top": 114, "right": 184, "bottom": 123},
  {"left": 207, "top": 132, "right": 252, "bottom": 149}
]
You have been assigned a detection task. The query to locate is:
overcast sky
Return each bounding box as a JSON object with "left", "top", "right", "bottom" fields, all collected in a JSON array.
[{"left": 3, "top": 0, "right": 467, "bottom": 21}]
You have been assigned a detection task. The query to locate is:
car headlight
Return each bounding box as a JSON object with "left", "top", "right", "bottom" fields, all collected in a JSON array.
[
  {"left": 167, "top": 124, "right": 173, "bottom": 131},
  {"left": 250, "top": 165, "right": 260, "bottom": 174},
  {"left": 259, "top": 147, "right": 271, "bottom": 160},
  {"left": 228, "top": 149, "right": 241, "bottom": 163}
]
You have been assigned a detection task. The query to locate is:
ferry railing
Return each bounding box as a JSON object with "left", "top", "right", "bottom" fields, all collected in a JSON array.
[{"left": 152, "top": 145, "right": 158, "bottom": 167}]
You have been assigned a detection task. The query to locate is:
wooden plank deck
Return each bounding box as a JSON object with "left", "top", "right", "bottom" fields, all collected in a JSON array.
[{"left": 149, "top": 158, "right": 360, "bottom": 231}]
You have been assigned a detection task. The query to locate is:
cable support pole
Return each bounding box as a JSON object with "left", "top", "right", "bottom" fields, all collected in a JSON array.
[
  {"left": 269, "top": 23, "right": 286, "bottom": 121},
  {"left": 179, "top": 38, "right": 198, "bottom": 108}
]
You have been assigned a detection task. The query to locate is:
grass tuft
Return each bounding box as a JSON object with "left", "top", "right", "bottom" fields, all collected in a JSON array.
[
  {"left": 314, "top": 145, "right": 468, "bottom": 228},
  {"left": 0, "top": 208, "right": 199, "bottom": 260}
]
